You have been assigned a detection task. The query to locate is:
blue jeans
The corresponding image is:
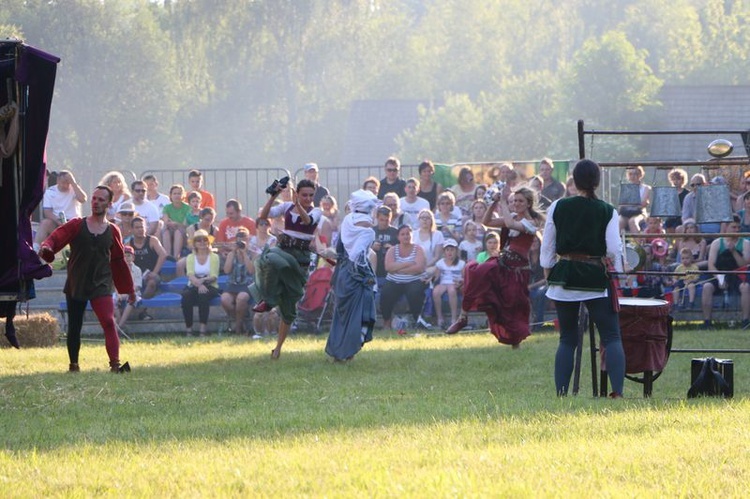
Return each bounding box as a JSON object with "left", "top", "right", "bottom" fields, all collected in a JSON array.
[{"left": 554, "top": 298, "right": 625, "bottom": 396}]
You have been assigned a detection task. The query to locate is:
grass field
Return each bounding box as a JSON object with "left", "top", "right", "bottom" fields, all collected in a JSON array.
[{"left": 1, "top": 327, "right": 748, "bottom": 497}]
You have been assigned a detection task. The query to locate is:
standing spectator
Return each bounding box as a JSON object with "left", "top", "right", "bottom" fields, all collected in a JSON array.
[
  {"left": 142, "top": 174, "right": 170, "bottom": 214},
  {"left": 161, "top": 184, "right": 191, "bottom": 260},
  {"left": 187, "top": 169, "right": 216, "bottom": 209},
  {"left": 130, "top": 180, "right": 161, "bottom": 236},
  {"left": 304, "top": 162, "right": 330, "bottom": 206},
  {"left": 380, "top": 225, "right": 427, "bottom": 330},
  {"left": 400, "top": 178, "right": 430, "bottom": 229},
  {"left": 216, "top": 199, "right": 256, "bottom": 257},
  {"left": 220, "top": 228, "right": 254, "bottom": 336},
  {"left": 98, "top": 171, "right": 131, "bottom": 221},
  {"left": 34, "top": 170, "right": 87, "bottom": 251},
  {"left": 450, "top": 167, "right": 477, "bottom": 218},
  {"left": 38, "top": 185, "right": 135, "bottom": 373},
  {"left": 377, "top": 156, "right": 407, "bottom": 199},
  {"left": 539, "top": 158, "right": 565, "bottom": 206},
  {"left": 181, "top": 229, "right": 220, "bottom": 337},
  {"left": 540, "top": 159, "right": 625, "bottom": 397},
  {"left": 371, "top": 206, "right": 399, "bottom": 289},
  {"left": 664, "top": 168, "right": 689, "bottom": 232},
  {"left": 700, "top": 216, "right": 750, "bottom": 330},
  {"left": 416, "top": 159, "right": 443, "bottom": 210}
]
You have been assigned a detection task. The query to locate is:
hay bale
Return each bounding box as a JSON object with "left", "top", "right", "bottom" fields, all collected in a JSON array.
[{"left": 1, "top": 312, "right": 60, "bottom": 348}]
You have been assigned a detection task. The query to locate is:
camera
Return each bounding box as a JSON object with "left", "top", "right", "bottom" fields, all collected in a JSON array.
[
  {"left": 236, "top": 240, "right": 246, "bottom": 250},
  {"left": 265, "top": 175, "right": 290, "bottom": 195}
]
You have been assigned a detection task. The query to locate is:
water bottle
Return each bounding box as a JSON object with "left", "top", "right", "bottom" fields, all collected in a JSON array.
[{"left": 58, "top": 211, "right": 67, "bottom": 224}]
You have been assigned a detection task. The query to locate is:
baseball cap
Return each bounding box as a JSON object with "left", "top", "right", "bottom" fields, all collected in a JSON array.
[
  {"left": 304, "top": 163, "right": 319, "bottom": 172},
  {"left": 443, "top": 238, "right": 458, "bottom": 248},
  {"left": 123, "top": 245, "right": 134, "bottom": 255}
]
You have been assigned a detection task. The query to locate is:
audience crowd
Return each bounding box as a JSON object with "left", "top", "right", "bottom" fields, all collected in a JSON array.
[{"left": 38, "top": 159, "right": 750, "bottom": 334}]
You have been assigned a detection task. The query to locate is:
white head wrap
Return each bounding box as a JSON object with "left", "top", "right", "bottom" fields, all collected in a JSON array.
[{"left": 341, "top": 190, "right": 377, "bottom": 261}]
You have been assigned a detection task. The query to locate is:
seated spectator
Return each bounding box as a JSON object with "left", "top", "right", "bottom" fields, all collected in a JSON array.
[
  {"left": 664, "top": 168, "right": 689, "bottom": 232},
  {"left": 431, "top": 239, "right": 465, "bottom": 329},
  {"left": 98, "top": 171, "right": 131, "bottom": 221},
  {"left": 115, "top": 202, "right": 136, "bottom": 241},
  {"left": 539, "top": 157, "right": 565, "bottom": 206},
  {"left": 564, "top": 176, "right": 578, "bottom": 198},
  {"left": 400, "top": 177, "right": 430, "bottom": 229},
  {"left": 378, "top": 156, "right": 406, "bottom": 199},
  {"left": 188, "top": 169, "right": 216, "bottom": 209},
  {"left": 380, "top": 225, "right": 427, "bottom": 329},
  {"left": 216, "top": 199, "right": 256, "bottom": 258},
  {"left": 371, "top": 206, "right": 399, "bottom": 289},
  {"left": 142, "top": 174, "right": 170, "bottom": 214},
  {"left": 247, "top": 218, "right": 278, "bottom": 337},
  {"left": 186, "top": 191, "right": 203, "bottom": 226},
  {"left": 475, "top": 231, "right": 501, "bottom": 263},
  {"left": 415, "top": 209, "right": 444, "bottom": 277},
  {"left": 618, "top": 166, "right": 651, "bottom": 233},
  {"left": 362, "top": 176, "right": 380, "bottom": 196},
  {"left": 129, "top": 216, "right": 168, "bottom": 302},
  {"left": 469, "top": 199, "right": 488, "bottom": 241},
  {"left": 676, "top": 219, "right": 708, "bottom": 267},
  {"left": 303, "top": 162, "right": 330, "bottom": 206},
  {"left": 734, "top": 171, "right": 750, "bottom": 212},
  {"left": 674, "top": 247, "right": 700, "bottom": 310},
  {"left": 434, "top": 191, "right": 463, "bottom": 241},
  {"left": 181, "top": 229, "right": 220, "bottom": 336},
  {"left": 450, "top": 166, "right": 477, "bottom": 218},
  {"left": 474, "top": 184, "right": 488, "bottom": 201},
  {"left": 528, "top": 237, "right": 548, "bottom": 331},
  {"left": 737, "top": 191, "right": 750, "bottom": 233},
  {"left": 248, "top": 217, "right": 277, "bottom": 257},
  {"left": 113, "top": 245, "right": 142, "bottom": 333},
  {"left": 186, "top": 207, "right": 219, "bottom": 241},
  {"left": 458, "top": 221, "right": 483, "bottom": 262},
  {"left": 130, "top": 180, "right": 161, "bottom": 236},
  {"left": 416, "top": 159, "right": 442, "bottom": 210},
  {"left": 700, "top": 216, "right": 750, "bottom": 330},
  {"left": 382, "top": 192, "right": 407, "bottom": 227},
  {"left": 220, "top": 228, "right": 254, "bottom": 336},
  {"left": 161, "top": 184, "right": 191, "bottom": 260},
  {"left": 34, "top": 170, "right": 86, "bottom": 251}
]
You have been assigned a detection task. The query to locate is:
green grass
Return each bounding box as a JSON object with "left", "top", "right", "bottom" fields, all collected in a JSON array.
[{"left": 1, "top": 328, "right": 749, "bottom": 497}]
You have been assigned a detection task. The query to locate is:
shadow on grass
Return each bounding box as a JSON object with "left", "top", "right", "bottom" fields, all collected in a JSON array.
[{"left": 0, "top": 329, "right": 745, "bottom": 452}]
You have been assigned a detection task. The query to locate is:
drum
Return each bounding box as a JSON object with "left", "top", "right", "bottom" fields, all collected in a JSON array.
[{"left": 618, "top": 297, "right": 671, "bottom": 373}]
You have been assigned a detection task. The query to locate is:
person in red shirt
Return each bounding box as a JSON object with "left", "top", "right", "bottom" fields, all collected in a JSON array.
[
  {"left": 188, "top": 169, "right": 216, "bottom": 209},
  {"left": 38, "top": 185, "right": 135, "bottom": 373},
  {"left": 216, "top": 199, "right": 256, "bottom": 256}
]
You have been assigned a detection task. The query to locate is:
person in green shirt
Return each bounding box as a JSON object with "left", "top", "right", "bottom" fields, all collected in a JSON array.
[{"left": 162, "top": 184, "right": 191, "bottom": 260}]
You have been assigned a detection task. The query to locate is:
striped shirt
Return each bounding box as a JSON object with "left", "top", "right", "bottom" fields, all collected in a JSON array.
[{"left": 386, "top": 244, "right": 424, "bottom": 284}]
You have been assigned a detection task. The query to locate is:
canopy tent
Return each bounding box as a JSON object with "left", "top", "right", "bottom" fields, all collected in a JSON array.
[{"left": 0, "top": 40, "right": 60, "bottom": 347}]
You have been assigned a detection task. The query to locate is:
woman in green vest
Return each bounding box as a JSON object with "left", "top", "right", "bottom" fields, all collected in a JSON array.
[{"left": 540, "top": 159, "right": 625, "bottom": 398}]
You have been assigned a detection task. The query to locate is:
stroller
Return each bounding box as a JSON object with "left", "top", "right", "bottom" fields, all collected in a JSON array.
[{"left": 294, "top": 265, "right": 335, "bottom": 334}]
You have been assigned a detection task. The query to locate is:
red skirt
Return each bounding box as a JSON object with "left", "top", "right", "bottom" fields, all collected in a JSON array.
[{"left": 462, "top": 254, "right": 531, "bottom": 346}]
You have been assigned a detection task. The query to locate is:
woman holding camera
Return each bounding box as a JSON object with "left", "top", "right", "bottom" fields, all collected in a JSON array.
[
  {"left": 181, "top": 229, "right": 220, "bottom": 336},
  {"left": 220, "top": 228, "right": 254, "bottom": 335},
  {"left": 251, "top": 178, "right": 322, "bottom": 359}
]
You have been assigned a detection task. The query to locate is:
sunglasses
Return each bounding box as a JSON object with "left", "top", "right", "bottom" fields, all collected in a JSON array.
[
  {"left": 133, "top": 189, "right": 146, "bottom": 193},
  {"left": 690, "top": 183, "right": 703, "bottom": 187},
  {"left": 386, "top": 168, "right": 399, "bottom": 173},
  {"left": 120, "top": 212, "right": 134, "bottom": 216},
  {"left": 194, "top": 238, "right": 208, "bottom": 242}
]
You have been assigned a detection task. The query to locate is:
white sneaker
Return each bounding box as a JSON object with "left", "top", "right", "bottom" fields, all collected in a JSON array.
[
  {"left": 252, "top": 333, "right": 263, "bottom": 340},
  {"left": 416, "top": 316, "right": 434, "bottom": 330}
]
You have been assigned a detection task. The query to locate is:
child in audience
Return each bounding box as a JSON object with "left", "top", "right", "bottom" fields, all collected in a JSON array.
[
  {"left": 114, "top": 246, "right": 142, "bottom": 333},
  {"left": 186, "top": 191, "right": 203, "bottom": 226},
  {"left": 458, "top": 221, "right": 483, "bottom": 262},
  {"left": 674, "top": 247, "right": 700, "bottom": 309},
  {"left": 432, "top": 239, "right": 465, "bottom": 328}
]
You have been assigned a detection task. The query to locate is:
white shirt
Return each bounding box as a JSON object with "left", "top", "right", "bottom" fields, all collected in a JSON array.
[
  {"left": 42, "top": 185, "right": 82, "bottom": 220},
  {"left": 131, "top": 199, "right": 161, "bottom": 225},
  {"left": 399, "top": 196, "right": 430, "bottom": 229},
  {"left": 436, "top": 259, "right": 465, "bottom": 285},
  {"left": 541, "top": 198, "right": 623, "bottom": 302},
  {"left": 147, "top": 193, "right": 170, "bottom": 214},
  {"left": 268, "top": 202, "right": 323, "bottom": 240}
]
